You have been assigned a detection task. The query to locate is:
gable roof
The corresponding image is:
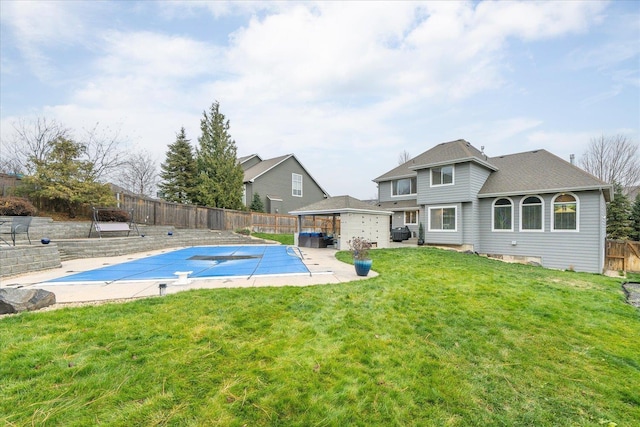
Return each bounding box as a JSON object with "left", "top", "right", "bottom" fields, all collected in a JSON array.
[
  {"left": 238, "top": 154, "right": 261, "bottom": 167},
  {"left": 373, "top": 139, "right": 496, "bottom": 183},
  {"left": 409, "top": 139, "right": 497, "bottom": 171},
  {"left": 479, "top": 149, "right": 612, "bottom": 201},
  {"left": 242, "top": 153, "right": 330, "bottom": 197},
  {"left": 243, "top": 154, "right": 291, "bottom": 182},
  {"left": 289, "top": 195, "right": 391, "bottom": 216}
]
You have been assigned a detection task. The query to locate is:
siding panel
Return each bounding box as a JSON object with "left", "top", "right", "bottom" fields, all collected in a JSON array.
[
  {"left": 417, "top": 163, "right": 485, "bottom": 205},
  {"left": 477, "top": 190, "right": 605, "bottom": 272},
  {"left": 250, "top": 157, "right": 327, "bottom": 214}
]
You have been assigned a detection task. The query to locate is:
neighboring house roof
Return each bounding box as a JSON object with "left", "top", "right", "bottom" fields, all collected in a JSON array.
[
  {"left": 373, "top": 139, "right": 496, "bottom": 183},
  {"left": 243, "top": 154, "right": 290, "bottom": 182},
  {"left": 479, "top": 149, "right": 613, "bottom": 201},
  {"left": 242, "top": 153, "right": 330, "bottom": 197},
  {"left": 238, "top": 154, "right": 261, "bottom": 167},
  {"left": 290, "top": 195, "right": 391, "bottom": 216}
]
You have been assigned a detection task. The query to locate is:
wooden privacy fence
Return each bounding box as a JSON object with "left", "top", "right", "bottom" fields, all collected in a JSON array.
[
  {"left": 605, "top": 240, "right": 640, "bottom": 272},
  {"left": 112, "top": 193, "right": 332, "bottom": 234},
  {"left": 31, "top": 192, "right": 337, "bottom": 233}
]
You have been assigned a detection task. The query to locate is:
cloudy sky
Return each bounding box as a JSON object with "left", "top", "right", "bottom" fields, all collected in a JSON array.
[{"left": 1, "top": 1, "right": 638, "bottom": 200}]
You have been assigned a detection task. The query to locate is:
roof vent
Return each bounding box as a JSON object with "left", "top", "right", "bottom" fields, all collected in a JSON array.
[{"left": 570, "top": 154, "right": 575, "bottom": 165}]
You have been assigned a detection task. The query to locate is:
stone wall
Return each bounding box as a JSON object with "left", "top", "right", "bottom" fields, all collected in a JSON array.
[{"left": 0, "top": 245, "right": 61, "bottom": 277}]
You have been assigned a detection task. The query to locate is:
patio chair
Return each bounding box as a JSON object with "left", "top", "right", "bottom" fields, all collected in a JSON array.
[{"left": 1, "top": 216, "right": 33, "bottom": 246}]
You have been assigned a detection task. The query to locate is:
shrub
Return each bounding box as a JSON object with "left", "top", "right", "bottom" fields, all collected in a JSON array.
[
  {"left": 235, "top": 228, "right": 251, "bottom": 235},
  {"left": 0, "top": 197, "right": 38, "bottom": 216},
  {"left": 348, "top": 236, "right": 372, "bottom": 260},
  {"left": 96, "top": 209, "right": 131, "bottom": 222}
]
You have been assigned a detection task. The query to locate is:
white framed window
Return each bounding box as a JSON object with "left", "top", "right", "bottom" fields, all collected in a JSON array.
[
  {"left": 492, "top": 198, "right": 513, "bottom": 231},
  {"left": 552, "top": 193, "right": 579, "bottom": 231},
  {"left": 431, "top": 165, "right": 454, "bottom": 187},
  {"left": 404, "top": 210, "right": 418, "bottom": 225},
  {"left": 520, "top": 196, "right": 544, "bottom": 232},
  {"left": 428, "top": 206, "right": 457, "bottom": 231},
  {"left": 392, "top": 177, "right": 417, "bottom": 196},
  {"left": 292, "top": 173, "right": 303, "bottom": 197}
]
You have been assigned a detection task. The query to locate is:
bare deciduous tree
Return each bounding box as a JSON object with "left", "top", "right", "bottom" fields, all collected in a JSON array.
[
  {"left": 1, "top": 117, "right": 71, "bottom": 174},
  {"left": 0, "top": 117, "right": 128, "bottom": 182},
  {"left": 115, "top": 150, "right": 159, "bottom": 197},
  {"left": 580, "top": 134, "right": 640, "bottom": 188},
  {"left": 398, "top": 150, "right": 411, "bottom": 165},
  {"left": 80, "top": 122, "right": 128, "bottom": 181}
]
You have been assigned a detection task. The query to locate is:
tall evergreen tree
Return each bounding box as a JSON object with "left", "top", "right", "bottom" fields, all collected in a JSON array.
[
  {"left": 630, "top": 194, "right": 640, "bottom": 241},
  {"left": 158, "top": 127, "right": 197, "bottom": 203},
  {"left": 194, "top": 101, "right": 244, "bottom": 209},
  {"left": 606, "top": 183, "right": 633, "bottom": 240}
]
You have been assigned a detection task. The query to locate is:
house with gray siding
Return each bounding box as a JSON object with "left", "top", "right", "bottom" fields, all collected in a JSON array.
[
  {"left": 240, "top": 154, "right": 329, "bottom": 214},
  {"left": 374, "top": 139, "right": 613, "bottom": 273}
]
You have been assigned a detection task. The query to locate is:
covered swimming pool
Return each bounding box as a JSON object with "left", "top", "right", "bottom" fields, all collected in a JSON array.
[{"left": 45, "top": 245, "right": 310, "bottom": 285}]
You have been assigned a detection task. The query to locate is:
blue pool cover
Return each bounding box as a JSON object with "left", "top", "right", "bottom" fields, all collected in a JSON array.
[{"left": 46, "top": 245, "right": 310, "bottom": 284}]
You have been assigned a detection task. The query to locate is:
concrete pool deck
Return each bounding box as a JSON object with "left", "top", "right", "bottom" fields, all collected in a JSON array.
[{"left": 0, "top": 246, "right": 377, "bottom": 304}]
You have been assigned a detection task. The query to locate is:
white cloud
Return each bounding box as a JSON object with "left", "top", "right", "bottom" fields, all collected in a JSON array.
[
  {"left": 1, "top": 0, "right": 632, "bottom": 199},
  {"left": 0, "top": 1, "right": 94, "bottom": 79}
]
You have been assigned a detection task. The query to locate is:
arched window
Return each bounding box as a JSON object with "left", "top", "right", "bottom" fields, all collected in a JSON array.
[
  {"left": 552, "top": 193, "right": 578, "bottom": 231},
  {"left": 520, "top": 196, "right": 543, "bottom": 231},
  {"left": 492, "top": 198, "right": 513, "bottom": 231}
]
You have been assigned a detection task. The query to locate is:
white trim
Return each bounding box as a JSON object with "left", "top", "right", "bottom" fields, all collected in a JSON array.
[
  {"left": 410, "top": 156, "right": 498, "bottom": 172},
  {"left": 519, "top": 195, "right": 545, "bottom": 232},
  {"left": 551, "top": 192, "right": 580, "bottom": 232},
  {"left": 290, "top": 208, "right": 392, "bottom": 216},
  {"left": 292, "top": 173, "right": 303, "bottom": 197},
  {"left": 430, "top": 165, "right": 455, "bottom": 187},
  {"left": 478, "top": 184, "right": 611, "bottom": 199},
  {"left": 491, "top": 197, "right": 514, "bottom": 232},
  {"left": 391, "top": 177, "right": 417, "bottom": 197},
  {"left": 428, "top": 205, "right": 457, "bottom": 232},
  {"left": 403, "top": 210, "right": 418, "bottom": 225}
]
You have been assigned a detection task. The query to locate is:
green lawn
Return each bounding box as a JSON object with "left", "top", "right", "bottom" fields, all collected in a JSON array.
[
  {"left": 251, "top": 232, "right": 294, "bottom": 245},
  {"left": 1, "top": 247, "right": 639, "bottom": 426}
]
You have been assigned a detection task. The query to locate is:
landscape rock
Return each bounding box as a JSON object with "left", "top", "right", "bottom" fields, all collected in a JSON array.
[{"left": 0, "top": 288, "right": 56, "bottom": 314}]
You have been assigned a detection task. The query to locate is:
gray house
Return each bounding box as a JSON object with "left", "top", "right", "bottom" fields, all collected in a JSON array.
[
  {"left": 374, "top": 139, "right": 613, "bottom": 273},
  {"left": 240, "top": 154, "right": 329, "bottom": 214}
]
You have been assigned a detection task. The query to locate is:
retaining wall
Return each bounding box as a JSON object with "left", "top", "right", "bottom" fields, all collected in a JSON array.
[{"left": 0, "top": 245, "right": 61, "bottom": 278}]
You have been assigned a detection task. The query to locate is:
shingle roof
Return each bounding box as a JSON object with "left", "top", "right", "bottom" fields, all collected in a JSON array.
[
  {"left": 289, "top": 195, "right": 391, "bottom": 216},
  {"left": 238, "top": 154, "right": 260, "bottom": 165},
  {"left": 479, "top": 149, "right": 612, "bottom": 200},
  {"left": 373, "top": 162, "right": 415, "bottom": 183},
  {"left": 410, "top": 139, "right": 496, "bottom": 171},
  {"left": 373, "top": 139, "right": 496, "bottom": 182},
  {"left": 243, "top": 154, "right": 291, "bottom": 182}
]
